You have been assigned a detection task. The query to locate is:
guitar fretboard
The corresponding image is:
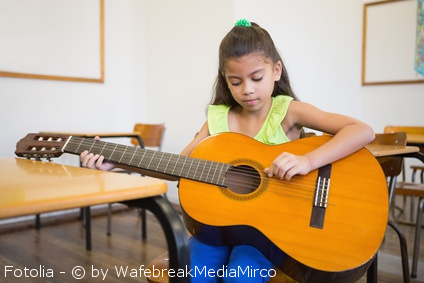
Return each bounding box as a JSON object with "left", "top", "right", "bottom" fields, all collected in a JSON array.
[{"left": 63, "top": 136, "right": 230, "bottom": 186}]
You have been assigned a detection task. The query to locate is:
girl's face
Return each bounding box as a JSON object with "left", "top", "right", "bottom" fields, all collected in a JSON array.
[{"left": 224, "top": 53, "right": 282, "bottom": 113}]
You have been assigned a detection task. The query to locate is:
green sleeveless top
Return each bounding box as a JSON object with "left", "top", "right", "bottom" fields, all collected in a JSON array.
[{"left": 207, "top": 95, "right": 293, "bottom": 145}]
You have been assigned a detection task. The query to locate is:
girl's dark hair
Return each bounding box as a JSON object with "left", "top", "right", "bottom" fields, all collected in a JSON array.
[{"left": 211, "top": 22, "right": 300, "bottom": 106}]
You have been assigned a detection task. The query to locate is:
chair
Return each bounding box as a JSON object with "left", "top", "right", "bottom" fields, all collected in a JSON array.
[
  {"left": 384, "top": 126, "right": 424, "bottom": 221},
  {"left": 383, "top": 126, "right": 424, "bottom": 278},
  {"left": 131, "top": 123, "right": 165, "bottom": 150},
  {"left": 367, "top": 132, "right": 410, "bottom": 283},
  {"left": 107, "top": 123, "right": 166, "bottom": 238}
]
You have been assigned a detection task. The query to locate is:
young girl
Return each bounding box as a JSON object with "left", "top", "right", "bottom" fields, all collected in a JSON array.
[{"left": 81, "top": 19, "right": 374, "bottom": 283}]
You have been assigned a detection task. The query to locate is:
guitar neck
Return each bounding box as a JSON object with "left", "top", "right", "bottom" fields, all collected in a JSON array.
[{"left": 63, "top": 136, "right": 230, "bottom": 186}]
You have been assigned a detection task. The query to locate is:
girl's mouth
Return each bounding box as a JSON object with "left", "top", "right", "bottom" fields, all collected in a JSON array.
[{"left": 245, "top": 99, "right": 258, "bottom": 105}]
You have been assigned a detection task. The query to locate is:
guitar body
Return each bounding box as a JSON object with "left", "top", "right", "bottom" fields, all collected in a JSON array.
[{"left": 179, "top": 133, "right": 388, "bottom": 282}]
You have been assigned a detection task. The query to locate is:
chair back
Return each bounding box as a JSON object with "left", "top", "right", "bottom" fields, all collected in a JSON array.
[
  {"left": 385, "top": 125, "right": 424, "bottom": 153},
  {"left": 131, "top": 123, "right": 165, "bottom": 150},
  {"left": 370, "top": 132, "right": 407, "bottom": 177},
  {"left": 384, "top": 126, "right": 424, "bottom": 136}
]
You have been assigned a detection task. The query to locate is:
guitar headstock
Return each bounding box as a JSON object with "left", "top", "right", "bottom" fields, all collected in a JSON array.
[{"left": 15, "top": 133, "right": 70, "bottom": 160}]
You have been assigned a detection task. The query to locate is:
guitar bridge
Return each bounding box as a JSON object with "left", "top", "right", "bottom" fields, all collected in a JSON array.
[{"left": 310, "top": 164, "right": 332, "bottom": 229}]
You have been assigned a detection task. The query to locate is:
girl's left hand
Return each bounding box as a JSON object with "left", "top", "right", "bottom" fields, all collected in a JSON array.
[{"left": 264, "top": 153, "right": 312, "bottom": 181}]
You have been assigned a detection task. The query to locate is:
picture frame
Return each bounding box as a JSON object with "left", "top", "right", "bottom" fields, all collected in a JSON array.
[
  {"left": 362, "top": 0, "right": 424, "bottom": 85},
  {"left": 0, "top": 0, "right": 104, "bottom": 83}
]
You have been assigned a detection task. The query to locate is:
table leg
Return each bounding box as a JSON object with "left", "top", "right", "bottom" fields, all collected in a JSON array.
[
  {"left": 83, "top": 206, "right": 92, "bottom": 251},
  {"left": 123, "top": 196, "right": 190, "bottom": 283},
  {"left": 367, "top": 254, "right": 377, "bottom": 283},
  {"left": 35, "top": 214, "right": 41, "bottom": 230}
]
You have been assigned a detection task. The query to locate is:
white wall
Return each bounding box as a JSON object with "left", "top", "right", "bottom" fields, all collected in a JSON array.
[
  {"left": 1, "top": 0, "right": 423, "bottom": 203},
  {"left": 0, "top": 0, "right": 148, "bottom": 165}
]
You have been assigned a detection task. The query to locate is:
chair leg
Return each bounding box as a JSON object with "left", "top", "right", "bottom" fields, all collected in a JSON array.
[
  {"left": 35, "top": 214, "right": 41, "bottom": 230},
  {"left": 107, "top": 203, "right": 112, "bottom": 236},
  {"left": 411, "top": 196, "right": 416, "bottom": 222},
  {"left": 388, "top": 220, "right": 410, "bottom": 283},
  {"left": 141, "top": 208, "right": 147, "bottom": 240},
  {"left": 83, "top": 206, "right": 91, "bottom": 251},
  {"left": 411, "top": 197, "right": 424, "bottom": 278},
  {"left": 367, "top": 254, "right": 378, "bottom": 283}
]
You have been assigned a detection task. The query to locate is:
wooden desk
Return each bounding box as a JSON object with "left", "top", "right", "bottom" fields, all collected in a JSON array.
[
  {"left": 407, "top": 134, "right": 424, "bottom": 154},
  {"left": 406, "top": 134, "right": 424, "bottom": 145},
  {"left": 366, "top": 144, "right": 424, "bottom": 163},
  {"left": 0, "top": 157, "right": 189, "bottom": 283},
  {"left": 364, "top": 144, "right": 422, "bottom": 283}
]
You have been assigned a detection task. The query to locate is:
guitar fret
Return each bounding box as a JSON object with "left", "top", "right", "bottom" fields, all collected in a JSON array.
[
  {"left": 191, "top": 159, "right": 200, "bottom": 180},
  {"left": 98, "top": 142, "right": 107, "bottom": 156},
  {"left": 87, "top": 140, "right": 96, "bottom": 153},
  {"left": 74, "top": 138, "right": 85, "bottom": 154},
  {"left": 104, "top": 143, "right": 115, "bottom": 160},
  {"left": 147, "top": 151, "right": 156, "bottom": 170},
  {"left": 177, "top": 156, "right": 188, "bottom": 177},
  {"left": 186, "top": 158, "right": 194, "bottom": 179},
  {"left": 172, "top": 156, "right": 180, "bottom": 175},
  {"left": 127, "top": 147, "right": 138, "bottom": 166},
  {"left": 137, "top": 149, "right": 147, "bottom": 168},
  {"left": 199, "top": 160, "right": 207, "bottom": 182},
  {"left": 110, "top": 144, "right": 118, "bottom": 161},
  {"left": 163, "top": 154, "right": 173, "bottom": 174},
  {"left": 155, "top": 152, "right": 165, "bottom": 171},
  {"left": 210, "top": 162, "right": 218, "bottom": 184},
  {"left": 204, "top": 161, "right": 212, "bottom": 183},
  {"left": 119, "top": 146, "right": 128, "bottom": 163},
  {"left": 217, "top": 163, "right": 228, "bottom": 186}
]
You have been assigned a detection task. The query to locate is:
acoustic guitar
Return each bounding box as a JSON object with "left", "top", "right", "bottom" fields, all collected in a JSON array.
[{"left": 15, "top": 132, "right": 388, "bottom": 282}]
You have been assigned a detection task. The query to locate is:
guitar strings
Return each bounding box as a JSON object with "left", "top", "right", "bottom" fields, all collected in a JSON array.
[
  {"left": 64, "top": 138, "right": 331, "bottom": 203},
  {"left": 65, "top": 139, "right": 322, "bottom": 190},
  {"left": 66, "top": 138, "right": 320, "bottom": 184},
  {"left": 65, "top": 138, "right": 325, "bottom": 192}
]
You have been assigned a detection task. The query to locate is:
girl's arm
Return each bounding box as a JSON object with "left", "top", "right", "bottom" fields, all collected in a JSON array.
[
  {"left": 180, "top": 122, "right": 210, "bottom": 156},
  {"left": 265, "top": 101, "right": 375, "bottom": 180}
]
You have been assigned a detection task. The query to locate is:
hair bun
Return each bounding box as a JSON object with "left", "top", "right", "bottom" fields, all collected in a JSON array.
[{"left": 234, "top": 19, "right": 251, "bottom": 27}]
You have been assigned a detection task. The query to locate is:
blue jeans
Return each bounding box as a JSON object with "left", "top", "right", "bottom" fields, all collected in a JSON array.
[{"left": 189, "top": 237, "right": 274, "bottom": 283}]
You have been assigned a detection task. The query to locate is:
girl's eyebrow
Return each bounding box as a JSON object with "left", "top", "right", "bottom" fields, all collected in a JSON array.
[{"left": 226, "top": 69, "right": 265, "bottom": 79}]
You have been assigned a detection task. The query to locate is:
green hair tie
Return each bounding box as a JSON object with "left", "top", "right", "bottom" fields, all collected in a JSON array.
[{"left": 235, "top": 19, "right": 251, "bottom": 27}]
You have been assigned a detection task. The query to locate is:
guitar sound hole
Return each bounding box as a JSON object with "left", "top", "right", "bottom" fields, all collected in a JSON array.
[{"left": 224, "top": 165, "right": 261, "bottom": 195}]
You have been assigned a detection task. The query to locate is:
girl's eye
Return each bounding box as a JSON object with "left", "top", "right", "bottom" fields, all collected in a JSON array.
[
  {"left": 230, "top": 81, "right": 241, "bottom": 86},
  {"left": 252, "top": 77, "right": 263, "bottom": 82}
]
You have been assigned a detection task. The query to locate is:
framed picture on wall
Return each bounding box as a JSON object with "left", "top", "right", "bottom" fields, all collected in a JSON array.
[
  {"left": 362, "top": 0, "right": 424, "bottom": 85},
  {"left": 0, "top": 0, "right": 104, "bottom": 83}
]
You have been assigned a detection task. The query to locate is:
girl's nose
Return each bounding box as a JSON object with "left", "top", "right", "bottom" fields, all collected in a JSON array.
[{"left": 242, "top": 82, "right": 254, "bottom": 95}]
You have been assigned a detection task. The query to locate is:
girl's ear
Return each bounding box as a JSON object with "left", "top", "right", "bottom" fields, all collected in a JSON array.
[{"left": 273, "top": 61, "right": 282, "bottom": 81}]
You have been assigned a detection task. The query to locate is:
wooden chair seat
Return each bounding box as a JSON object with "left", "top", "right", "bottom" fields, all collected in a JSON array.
[
  {"left": 411, "top": 165, "right": 424, "bottom": 171},
  {"left": 395, "top": 182, "right": 424, "bottom": 197},
  {"left": 145, "top": 252, "right": 298, "bottom": 283},
  {"left": 411, "top": 165, "right": 424, "bottom": 183}
]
